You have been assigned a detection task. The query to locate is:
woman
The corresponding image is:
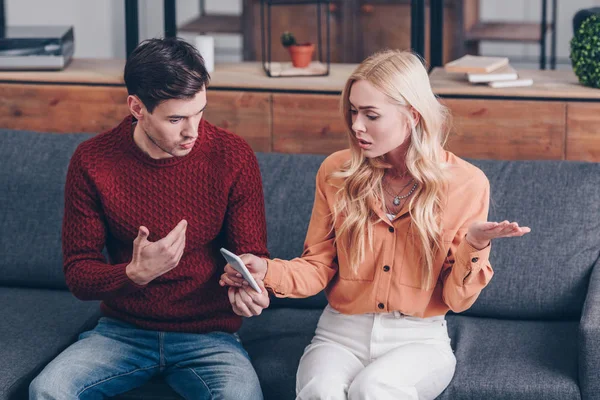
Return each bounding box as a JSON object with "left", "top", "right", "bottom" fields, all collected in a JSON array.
[{"left": 220, "top": 50, "right": 530, "bottom": 400}]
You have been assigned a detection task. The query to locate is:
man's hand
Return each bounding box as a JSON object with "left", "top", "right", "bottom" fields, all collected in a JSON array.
[
  {"left": 466, "top": 220, "right": 531, "bottom": 250},
  {"left": 126, "top": 219, "right": 187, "bottom": 285},
  {"left": 219, "top": 253, "right": 268, "bottom": 288},
  {"left": 228, "top": 281, "right": 270, "bottom": 317}
]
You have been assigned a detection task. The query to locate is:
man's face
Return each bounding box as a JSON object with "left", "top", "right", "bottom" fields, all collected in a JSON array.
[{"left": 134, "top": 89, "right": 207, "bottom": 158}]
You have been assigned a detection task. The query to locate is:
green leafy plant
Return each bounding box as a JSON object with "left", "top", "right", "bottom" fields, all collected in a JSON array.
[
  {"left": 281, "top": 31, "right": 297, "bottom": 48},
  {"left": 571, "top": 14, "right": 600, "bottom": 88}
]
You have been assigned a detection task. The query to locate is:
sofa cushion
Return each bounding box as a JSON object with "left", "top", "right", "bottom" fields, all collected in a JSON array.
[
  {"left": 0, "top": 287, "right": 100, "bottom": 400},
  {"left": 0, "top": 130, "right": 93, "bottom": 289},
  {"left": 256, "top": 152, "right": 325, "bottom": 263},
  {"left": 238, "top": 309, "right": 580, "bottom": 400},
  {"left": 466, "top": 160, "right": 600, "bottom": 320},
  {"left": 440, "top": 314, "right": 580, "bottom": 400},
  {"left": 238, "top": 308, "right": 322, "bottom": 400},
  {"left": 256, "top": 153, "right": 328, "bottom": 310}
]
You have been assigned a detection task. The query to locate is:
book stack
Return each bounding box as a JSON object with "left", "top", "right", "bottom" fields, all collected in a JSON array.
[{"left": 444, "top": 55, "right": 533, "bottom": 88}]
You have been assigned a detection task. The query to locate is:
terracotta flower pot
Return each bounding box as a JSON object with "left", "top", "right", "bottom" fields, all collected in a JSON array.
[{"left": 288, "top": 43, "right": 315, "bottom": 68}]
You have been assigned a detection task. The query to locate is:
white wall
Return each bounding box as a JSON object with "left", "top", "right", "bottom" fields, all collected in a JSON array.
[
  {"left": 479, "top": 0, "right": 600, "bottom": 63},
  {"left": 6, "top": 0, "right": 126, "bottom": 58},
  {"left": 5, "top": 0, "right": 600, "bottom": 64},
  {"left": 4, "top": 0, "right": 239, "bottom": 60}
]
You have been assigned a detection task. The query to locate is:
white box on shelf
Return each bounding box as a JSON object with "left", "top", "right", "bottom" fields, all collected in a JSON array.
[
  {"left": 179, "top": 33, "right": 215, "bottom": 73},
  {"left": 194, "top": 35, "right": 215, "bottom": 73}
]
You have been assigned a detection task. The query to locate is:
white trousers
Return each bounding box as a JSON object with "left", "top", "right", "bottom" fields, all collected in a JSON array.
[{"left": 296, "top": 305, "right": 456, "bottom": 400}]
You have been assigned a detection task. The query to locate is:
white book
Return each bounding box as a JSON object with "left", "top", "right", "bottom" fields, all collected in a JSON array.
[
  {"left": 488, "top": 78, "right": 533, "bottom": 88},
  {"left": 467, "top": 65, "right": 518, "bottom": 83},
  {"left": 444, "top": 55, "right": 509, "bottom": 73}
]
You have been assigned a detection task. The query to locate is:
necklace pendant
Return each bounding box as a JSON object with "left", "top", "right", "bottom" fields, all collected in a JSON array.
[{"left": 393, "top": 197, "right": 401, "bottom": 206}]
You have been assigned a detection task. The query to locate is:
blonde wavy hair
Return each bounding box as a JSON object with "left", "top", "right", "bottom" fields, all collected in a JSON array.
[{"left": 330, "top": 50, "right": 450, "bottom": 290}]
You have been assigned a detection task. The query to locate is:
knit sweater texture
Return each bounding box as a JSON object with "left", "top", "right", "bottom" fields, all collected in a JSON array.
[{"left": 62, "top": 115, "right": 269, "bottom": 333}]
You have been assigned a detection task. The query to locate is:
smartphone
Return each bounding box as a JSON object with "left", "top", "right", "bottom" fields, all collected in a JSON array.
[{"left": 220, "top": 248, "right": 262, "bottom": 293}]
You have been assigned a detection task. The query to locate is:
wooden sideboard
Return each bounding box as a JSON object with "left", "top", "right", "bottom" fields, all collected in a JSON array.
[
  {"left": 429, "top": 68, "right": 600, "bottom": 162},
  {"left": 1, "top": 59, "right": 600, "bottom": 162}
]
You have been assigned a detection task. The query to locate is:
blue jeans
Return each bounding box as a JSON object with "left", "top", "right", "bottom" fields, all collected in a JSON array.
[{"left": 29, "top": 317, "right": 263, "bottom": 400}]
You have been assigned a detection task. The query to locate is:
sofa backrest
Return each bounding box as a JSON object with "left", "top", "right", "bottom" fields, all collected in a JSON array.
[
  {"left": 256, "top": 153, "right": 329, "bottom": 309},
  {"left": 463, "top": 159, "right": 600, "bottom": 320},
  {"left": 257, "top": 153, "right": 600, "bottom": 319},
  {"left": 1, "top": 129, "right": 597, "bottom": 320},
  {"left": 0, "top": 130, "right": 93, "bottom": 289}
]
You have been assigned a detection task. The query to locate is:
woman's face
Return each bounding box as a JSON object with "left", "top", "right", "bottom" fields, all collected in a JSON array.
[{"left": 348, "top": 79, "right": 417, "bottom": 159}]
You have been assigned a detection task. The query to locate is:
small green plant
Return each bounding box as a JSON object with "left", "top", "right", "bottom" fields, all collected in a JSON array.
[
  {"left": 281, "top": 31, "right": 297, "bottom": 48},
  {"left": 571, "top": 14, "right": 600, "bottom": 88}
]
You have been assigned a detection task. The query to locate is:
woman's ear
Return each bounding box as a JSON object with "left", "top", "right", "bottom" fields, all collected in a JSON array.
[{"left": 410, "top": 107, "right": 421, "bottom": 127}]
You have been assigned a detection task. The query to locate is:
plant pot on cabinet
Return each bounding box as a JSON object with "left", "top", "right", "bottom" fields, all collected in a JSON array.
[{"left": 288, "top": 43, "right": 315, "bottom": 68}]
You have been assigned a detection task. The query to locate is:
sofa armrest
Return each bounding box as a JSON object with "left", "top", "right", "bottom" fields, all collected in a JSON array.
[{"left": 579, "top": 260, "right": 600, "bottom": 400}]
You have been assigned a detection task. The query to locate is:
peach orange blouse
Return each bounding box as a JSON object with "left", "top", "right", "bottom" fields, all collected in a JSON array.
[{"left": 264, "top": 149, "right": 493, "bottom": 317}]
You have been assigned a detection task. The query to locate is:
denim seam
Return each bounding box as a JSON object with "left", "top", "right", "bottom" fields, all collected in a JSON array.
[
  {"left": 159, "top": 332, "right": 165, "bottom": 368},
  {"left": 186, "top": 367, "right": 214, "bottom": 398},
  {"left": 76, "top": 364, "right": 159, "bottom": 397}
]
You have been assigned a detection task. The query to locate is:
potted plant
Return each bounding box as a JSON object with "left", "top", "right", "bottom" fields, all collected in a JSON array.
[
  {"left": 281, "top": 31, "right": 315, "bottom": 68},
  {"left": 571, "top": 14, "right": 600, "bottom": 88}
]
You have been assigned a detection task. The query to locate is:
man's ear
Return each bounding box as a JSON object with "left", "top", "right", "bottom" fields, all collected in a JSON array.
[{"left": 127, "top": 95, "right": 145, "bottom": 120}]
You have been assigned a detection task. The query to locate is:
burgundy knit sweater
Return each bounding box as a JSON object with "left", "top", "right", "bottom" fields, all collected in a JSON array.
[{"left": 62, "top": 115, "right": 269, "bottom": 333}]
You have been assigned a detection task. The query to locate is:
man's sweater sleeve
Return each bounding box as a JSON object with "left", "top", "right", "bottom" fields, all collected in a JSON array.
[
  {"left": 62, "top": 147, "right": 144, "bottom": 300},
  {"left": 224, "top": 148, "right": 270, "bottom": 259}
]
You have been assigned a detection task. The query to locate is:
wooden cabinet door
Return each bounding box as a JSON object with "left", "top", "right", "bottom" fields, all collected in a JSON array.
[
  {"left": 0, "top": 84, "right": 128, "bottom": 134},
  {"left": 272, "top": 93, "right": 348, "bottom": 154},
  {"left": 357, "top": 0, "right": 458, "bottom": 64},
  {"left": 205, "top": 92, "right": 272, "bottom": 152},
  {"left": 251, "top": 1, "right": 344, "bottom": 63},
  {"left": 443, "top": 98, "right": 566, "bottom": 160},
  {"left": 566, "top": 102, "right": 600, "bottom": 162}
]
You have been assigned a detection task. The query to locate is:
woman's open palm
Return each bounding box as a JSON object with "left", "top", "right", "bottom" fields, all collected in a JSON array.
[{"left": 468, "top": 221, "right": 531, "bottom": 248}]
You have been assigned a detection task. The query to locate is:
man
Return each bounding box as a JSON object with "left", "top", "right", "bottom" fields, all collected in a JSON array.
[{"left": 30, "top": 37, "right": 269, "bottom": 400}]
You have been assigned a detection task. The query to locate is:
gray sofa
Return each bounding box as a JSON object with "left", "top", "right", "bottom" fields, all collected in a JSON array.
[{"left": 1, "top": 129, "right": 599, "bottom": 400}]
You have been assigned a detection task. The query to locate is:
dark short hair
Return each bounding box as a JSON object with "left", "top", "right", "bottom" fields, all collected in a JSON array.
[{"left": 124, "top": 37, "right": 210, "bottom": 113}]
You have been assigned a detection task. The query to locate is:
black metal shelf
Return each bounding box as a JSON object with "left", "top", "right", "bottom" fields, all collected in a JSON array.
[
  {"left": 124, "top": 0, "right": 177, "bottom": 58},
  {"left": 0, "top": 0, "right": 442, "bottom": 66}
]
